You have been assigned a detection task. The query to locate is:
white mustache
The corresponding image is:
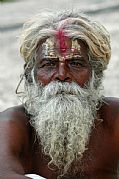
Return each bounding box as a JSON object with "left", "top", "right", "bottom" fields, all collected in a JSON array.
[{"left": 40, "top": 81, "right": 89, "bottom": 100}]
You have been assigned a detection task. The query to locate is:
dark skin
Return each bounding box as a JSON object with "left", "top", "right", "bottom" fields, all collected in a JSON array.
[{"left": 1, "top": 40, "right": 119, "bottom": 179}]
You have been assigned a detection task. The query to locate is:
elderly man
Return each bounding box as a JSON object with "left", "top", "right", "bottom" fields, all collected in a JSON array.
[{"left": 0, "top": 10, "right": 119, "bottom": 179}]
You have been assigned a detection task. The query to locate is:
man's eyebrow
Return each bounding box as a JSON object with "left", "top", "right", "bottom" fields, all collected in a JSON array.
[
  {"left": 39, "top": 57, "right": 59, "bottom": 62},
  {"left": 38, "top": 55, "right": 86, "bottom": 63}
]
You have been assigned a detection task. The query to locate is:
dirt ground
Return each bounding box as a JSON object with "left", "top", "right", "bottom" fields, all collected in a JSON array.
[{"left": 0, "top": 0, "right": 119, "bottom": 111}]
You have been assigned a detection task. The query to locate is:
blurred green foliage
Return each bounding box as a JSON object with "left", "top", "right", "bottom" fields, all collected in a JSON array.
[{"left": 0, "top": 0, "right": 15, "bottom": 2}]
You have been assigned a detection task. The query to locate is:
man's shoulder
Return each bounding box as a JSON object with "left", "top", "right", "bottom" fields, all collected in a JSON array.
[
  {"left": 100, "top": 97, "right": 119, "bottom": 129},
  {"left": 102, "top": 97, "right": 119, "bottom": 112},
  {"left": 0, "top": 105, "right": 30, "bottom": 122},
  {"left": 0, "top": 105, "right": 31, "bottom": 138}
]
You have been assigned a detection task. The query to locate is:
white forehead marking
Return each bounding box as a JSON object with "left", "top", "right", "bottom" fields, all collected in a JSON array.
[{"left": 41, "top": 37, "right": 81, "bottom": 59}]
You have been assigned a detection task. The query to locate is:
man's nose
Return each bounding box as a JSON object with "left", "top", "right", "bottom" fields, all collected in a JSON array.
[{"left": 55, "top": 62, "right": 71, "bottom": 82}]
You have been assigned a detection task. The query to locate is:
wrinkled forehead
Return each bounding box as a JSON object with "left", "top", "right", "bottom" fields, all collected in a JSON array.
[{"left": 37, "top": 30, "right": 88, "bottom": 59}]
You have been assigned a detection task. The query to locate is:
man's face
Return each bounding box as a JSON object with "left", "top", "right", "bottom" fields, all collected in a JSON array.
[{"left": 34, "top": 36, "right": 91, "bottom": 87}]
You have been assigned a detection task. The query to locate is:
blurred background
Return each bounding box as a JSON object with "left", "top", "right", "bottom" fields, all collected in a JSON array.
[{"left": 0, "top": 0, "right": 119, "bottom": 111}]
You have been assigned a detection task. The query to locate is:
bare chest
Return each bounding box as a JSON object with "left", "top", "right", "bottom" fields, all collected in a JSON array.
[{"left": 28, "top": 122, "right": 119, "bottom": 179}]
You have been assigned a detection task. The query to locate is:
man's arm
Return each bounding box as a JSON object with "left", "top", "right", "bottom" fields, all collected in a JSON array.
[
  {"left": 0, "top": 106, "right": 31, "bottom": 179},
  {"left": 102, "top": 97, "right": 119, "bottom": 149}
]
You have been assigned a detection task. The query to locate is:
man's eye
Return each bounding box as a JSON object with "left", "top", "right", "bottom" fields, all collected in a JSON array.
[
  {"left": 69, "top": 60, "right": 85, "bottom": 67},
  {"left": 44, "top": 61, "right": 56, "bottom": 67},
  {"left": 37, "top": 59, "right": 58, "bottom": 68}
]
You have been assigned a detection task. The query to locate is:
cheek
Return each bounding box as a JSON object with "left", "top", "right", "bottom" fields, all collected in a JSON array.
[
  {"left": 72, "top": 68, "right": 91, "bottom": 86},
  {"left": 34, "top": 68, "right": 55, "bottom": 85}
]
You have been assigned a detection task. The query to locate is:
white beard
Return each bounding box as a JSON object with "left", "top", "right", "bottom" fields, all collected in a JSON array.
[{"left": 23, "top": 73, "right": 103, "bottom": 176}]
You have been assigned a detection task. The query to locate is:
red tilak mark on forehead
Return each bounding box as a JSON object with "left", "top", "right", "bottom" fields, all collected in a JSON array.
[{"left": 56, "top": 29, "right": 68, "bottom": 55}]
